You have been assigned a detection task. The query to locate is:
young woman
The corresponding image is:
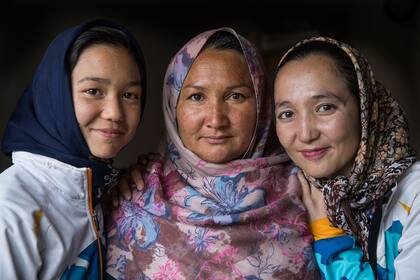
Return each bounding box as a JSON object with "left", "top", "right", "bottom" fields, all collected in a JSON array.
[
  {"left": 106, "top": 29, "right": 318, "bottom": 279},
  {"left": 0, "top": 19, "right": 146, "bottom": 279},
  {"left": 274, "top": 37, "right": 418, "bottom": 279}
]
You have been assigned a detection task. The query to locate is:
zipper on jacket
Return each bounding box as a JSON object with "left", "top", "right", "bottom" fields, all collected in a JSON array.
[{"left": 87, "top": 168, "right": 104, "bottom": 280}]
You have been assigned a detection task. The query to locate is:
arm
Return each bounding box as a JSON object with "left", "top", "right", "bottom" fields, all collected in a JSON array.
[
  {"left": 311, "top": 218, "right": 374, "bottom": 280},
  {"left": 298, "top": 171, "right": 375, "bottom": 280},
  {"left": 0, "top": 206, "right": 42, "bottom": 279}
]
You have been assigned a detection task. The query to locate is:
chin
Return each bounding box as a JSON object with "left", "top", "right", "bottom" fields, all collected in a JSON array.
[
  {"left": 197, "top": 152, "right": 233, "bottom": 164},
  {"left": 90, "top": 149, "right": 119, "bottom": 160},
  {"left": 300, "top": 165, "right": 335, "bottom": 179},
  {"left": 200, "top": 156, "right": 228, "bottom": 164}
]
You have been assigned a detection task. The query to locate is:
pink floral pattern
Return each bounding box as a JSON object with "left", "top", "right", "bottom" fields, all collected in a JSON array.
[{"left": 106, "top": 28, "right": 318, "bottom": 280}]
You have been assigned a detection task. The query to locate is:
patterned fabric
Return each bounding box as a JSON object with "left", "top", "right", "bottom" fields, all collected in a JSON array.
[
  {"left": 277, "top": 36, "right": 416, "bottom": 255},
  {"left": 311, "top": 162, "right": 420, "bottom": 279},
  {"left": 60, "top": 240, "right": 104, "bottom": 279},
  {"left": 1, "top": 19, "right": 147, "bottom": 205},
  {"left": 106, "top": 28, "right": 318, "bottom": 279}
]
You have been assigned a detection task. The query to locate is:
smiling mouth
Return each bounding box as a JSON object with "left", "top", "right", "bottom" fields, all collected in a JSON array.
[
  {"left": 93, "top": 129, "right": 124, "bottom": 139},
  {"left": 299, "top": 147, "right": 330, "bottom": 160},
  {"left": 202, "top": 136, "right": 232, "bottom": 144}
]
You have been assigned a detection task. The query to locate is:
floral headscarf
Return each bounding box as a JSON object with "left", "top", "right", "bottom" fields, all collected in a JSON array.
[
  {"left": 163, "top": 28, "right": 273, "bottom": 176},
  {"left": 106, "top": 28, "right": 318, "bottom": 279},
  {"left": 277, "top": 36, "right": 416, "bottom": 255}
]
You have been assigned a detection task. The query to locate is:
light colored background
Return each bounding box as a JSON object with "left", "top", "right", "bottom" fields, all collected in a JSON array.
[{"left": 1, "top": 0, "right": 419, "bottom": 170}]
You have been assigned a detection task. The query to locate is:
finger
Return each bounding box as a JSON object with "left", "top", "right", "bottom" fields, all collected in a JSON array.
[
  {"left": 120, "top": 176, "right": 132, "bottom": 201},
  {"left": 146, "top": 161, "right": 155, "bottom": 173},
  {"left": 137, "top": 154, "right": 148, "bottom": 166},
  {"left": 111, "top": 189, "right": 119, "bottom": 208},
  {"left": 297, "top": 170, "right": 311, "bottom": 204},
  {"left": 311, "top": 187, "right": 328, "bottom": 214},
  {"left": 147, "top": 152, "right": 161, "bottom": 161},
  {"left": 130, "top": 165, "right": 144, "bottom": 191},
  {"left": 311, "top": 186, "right": 324, "bottom": 201}
]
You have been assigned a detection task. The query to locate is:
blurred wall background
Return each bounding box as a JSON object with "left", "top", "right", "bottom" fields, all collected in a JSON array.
[{"left": 1, "top": 0, "right": 419, "bottom": 170}]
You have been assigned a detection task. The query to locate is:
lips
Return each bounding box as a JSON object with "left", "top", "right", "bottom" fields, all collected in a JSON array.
[
  {"left": 201, "top": 135, "right": 232, "bottom": 144},
  {"left": 93, "top": 128, "right": 124, "bottom": 139},
  {"left": 299, "top": 147, "right": 330, "bottom": 160}
]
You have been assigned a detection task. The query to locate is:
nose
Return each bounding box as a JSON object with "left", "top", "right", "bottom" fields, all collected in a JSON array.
[
  {"left": 205, "top": 100, "right": 229, "bottom": 129},
  {"left": 102, "top": 96, "right": 123, "bottom": 122},
  {"left": 296, "top": 114, "right": 320, "bottom": 143}
]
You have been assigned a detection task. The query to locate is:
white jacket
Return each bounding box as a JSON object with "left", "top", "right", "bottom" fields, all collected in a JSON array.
[
  {"left": 312, "top": 162, "right": 420, "bottom": 280},
  {"left": 0, "top": 151, "right": 105, "bottom": 279}
]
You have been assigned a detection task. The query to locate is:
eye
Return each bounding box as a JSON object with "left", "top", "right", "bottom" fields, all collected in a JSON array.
[
  {"left": 122, "top": 92, "right": 140, "bottom": 100},
  {"left": 316, "top": 104, "right": 336, "bottom": 113},
  {"left": 188, "top": 93, "right": 204, "bottom": 102},
  {"left": 226, "top": 92, "right": 246, "bottom": 102},
  {"left": 278, "top": 110, "right": 294, "bottom": 120},
  {"left": 84, "top": 88, "right": 102, "bottom": 96}
]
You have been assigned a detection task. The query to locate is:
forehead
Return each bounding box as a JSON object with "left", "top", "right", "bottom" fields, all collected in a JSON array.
[
  {"left": 278, "top": 53, "right": 339, "bottom": 78},
  {"left": 73, "top": 45, "right": 140, "bottom": 77},
  {"left": 274, "top": 54, "right": 351, "bottom": 103},
  {"left": 186, "top": 49, "right": 250, "bottom": 79}
]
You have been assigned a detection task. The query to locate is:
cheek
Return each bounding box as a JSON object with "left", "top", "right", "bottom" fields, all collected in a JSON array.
[
  {"left": 275, "top": 123, "right": 293, "bottom": 150},
  {"left": 73, "top": 98, "right": 94, "bottom": 126},
  {"left": 323, "top": 115, "right": 360, "bottom": 149},
  {"left": 176, "top": 106, "right": 201, "bottom": 143},
  {"left": 125, "top": 106, "right": 141, "bottom": 130},
  {"left": 235, "top": 104, "right": 256, "bottom": 135},
  {"left": 345, "top": 118, "right": 361, "bottom": 154}
]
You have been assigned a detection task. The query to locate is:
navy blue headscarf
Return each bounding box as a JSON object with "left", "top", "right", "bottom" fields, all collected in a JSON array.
[{"left": 2, "top": 19, "right": 147, "bottom": 204}]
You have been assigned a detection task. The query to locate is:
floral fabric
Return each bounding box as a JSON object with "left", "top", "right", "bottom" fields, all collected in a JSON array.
[{"left": 106, "top": 28, "right": 318, "bottom": 279}]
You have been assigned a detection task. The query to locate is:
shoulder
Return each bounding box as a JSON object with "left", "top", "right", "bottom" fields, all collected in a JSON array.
[
  {"left": 397, "top": 162, "right": 420, "bottom": 189},
  {"left": 0, "top": 166, "right": 42, "bottom": 243},
  {"left": 0, "top": 163, "right": 45, "bottom": 223},
  {"left": 0, "top": 163, "right": 45, "bottom": 278},
  {"left": 392, "top": 162, "right": 420, "bottom": 202},
  {"left": 383, "top": 162, "right": 420, "bottom": 222},
  {"left": 2, "top": 151, "right": 88, "bottom": 199},
  {"left": 0, "top": 152, "right": 72, "bottom": 216},
  {"left": 0, "top": 160, "right": 37, "bottom": 197}
]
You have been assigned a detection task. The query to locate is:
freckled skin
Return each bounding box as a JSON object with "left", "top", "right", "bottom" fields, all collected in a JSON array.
[
  {"left": 176, "top": 48, "right": 257, "bottom": 164},
  {"left": 71, "top": 45, "right": 142, "bottom": 159}
]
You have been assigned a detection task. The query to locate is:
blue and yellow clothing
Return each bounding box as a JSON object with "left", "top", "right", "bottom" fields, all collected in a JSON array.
[{"left": 311, "top": 162, "right": 420, "bottom": 280}]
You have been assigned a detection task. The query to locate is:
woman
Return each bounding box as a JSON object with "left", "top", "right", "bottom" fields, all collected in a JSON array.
[
  {"left": 106, "top": 29, "right": 318, "bottom": 279},
  {"left": 0, "top": 19, "right": 146, "bottom": 279},
  {"left": 274, "top": 37, "right": 418, "bottom": 279}
]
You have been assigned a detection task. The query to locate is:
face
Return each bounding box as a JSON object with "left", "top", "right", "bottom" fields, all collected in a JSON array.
[
  {"left": 274, "top": 54, "right": 361, "bottom": 178},
  {"left": 176, "top": 48, "right": 257, "bottom": 163},
  {"left": 72, "top": 45, "right": 142, "bottom": 159}
]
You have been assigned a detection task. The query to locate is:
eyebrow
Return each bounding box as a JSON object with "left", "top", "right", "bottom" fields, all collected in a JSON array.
[
  {"left": 77, "top": 76, "right": 110, "bottom": 84},
  {"left": 182, "top": 85, "right": 205, "bottom": 91},
  {"left": 182, "top": 84, "right": 252, "bottom": 91},
  {"left": 275, "top": 100, "right": 291, "bottom": 109},
  {"left": 312, "top": 91, "right": 346, "bottom": 104},
  {"left": 77, "top": 76, "right": 142, "bottom": 87},
  {"left": 275, "top": 91, "right": 346, "bottom": 109}
]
